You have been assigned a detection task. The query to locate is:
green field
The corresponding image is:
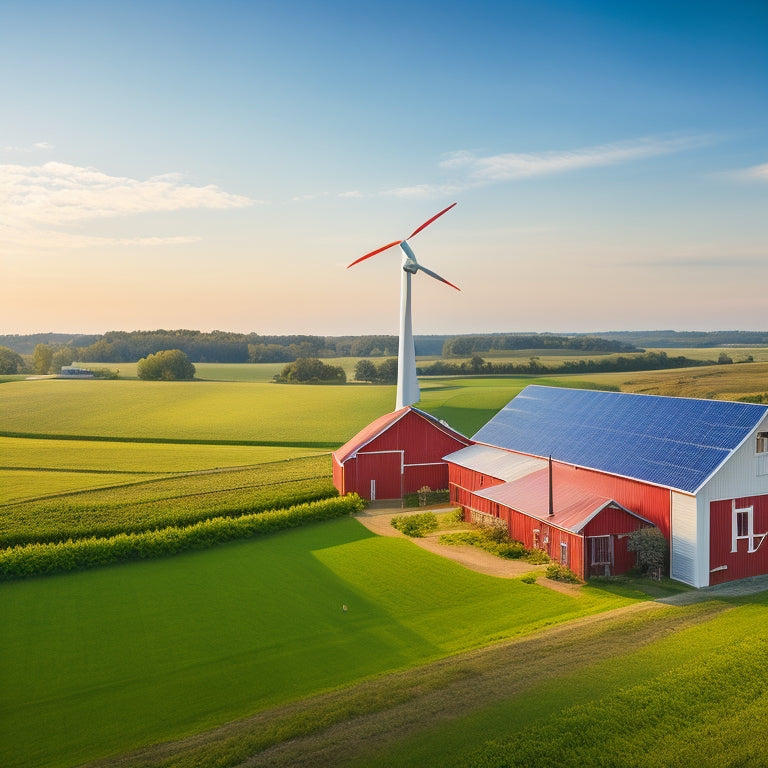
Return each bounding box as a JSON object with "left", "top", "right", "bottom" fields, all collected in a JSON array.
[
  {"left": 2, "top": 359, "right": 768, "bottom": 767},
  {"left": 0, "top": 518, "right": 636, "bottom": 768}
]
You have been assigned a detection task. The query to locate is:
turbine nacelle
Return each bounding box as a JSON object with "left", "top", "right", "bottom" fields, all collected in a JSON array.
[{"left": 347, "top": 203, "right": 460, "bottom": 291}]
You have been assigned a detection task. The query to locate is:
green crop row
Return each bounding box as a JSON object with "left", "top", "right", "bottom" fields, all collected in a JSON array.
[
  {"left": 0, "top": 494, "right": 366, "bottom": 580},
  {"left": 0, "top": 456, "right": 336, "bottom": 546}
]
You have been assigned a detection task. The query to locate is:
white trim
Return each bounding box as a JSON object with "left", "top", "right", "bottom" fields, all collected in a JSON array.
[
  {"left": 358, "top": 449, "right": 405, "bottom": 474},
  {"left": 731, "top": 500, "right": 767, "bottom": 553}
]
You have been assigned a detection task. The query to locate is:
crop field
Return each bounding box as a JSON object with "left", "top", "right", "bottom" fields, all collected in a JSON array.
[
  {"left": 0, "top": 436, "right": 324, "bottom": 503},
  {"left": 0, "top": 517, "right": 639, "bottom": 768},
  {"left": 0, "top": 455, "right": 333, "bottom": 546}
]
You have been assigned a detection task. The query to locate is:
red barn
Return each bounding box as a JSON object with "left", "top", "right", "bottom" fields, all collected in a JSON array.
[
  {"left": 445, "top": 385, "right": 768, "bottom": 587},
  {"left": 333, "top": 407, "right": 471, "bottom": 501}
]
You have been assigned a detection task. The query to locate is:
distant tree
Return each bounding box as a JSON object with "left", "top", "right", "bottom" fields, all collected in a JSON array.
[
  {"left": 137, "top": 350, "right": 196, "bottom": 381},
  {"left": 354, "top": 359, "right": 378, "bottom": 382},
  {"left": 33, "top": 344, "right": 53, "bottom": 374},
  {"left": 276, "top": 358, "right": 346, "bottom": 384},
  {"left": 375, "top": 358, "right": 399, "bottom": 384},
  {"left": 0, "top": 346, "right": 25, "bottom": 374},
  {"left": 52, "top": 346, "right": 77, "bottom": 371},
  {"left": 717, "top": 352, "right": 733, "bottom": 365},
  {"left": 469, "top": 355, "right": 486, "bottom": 374}
]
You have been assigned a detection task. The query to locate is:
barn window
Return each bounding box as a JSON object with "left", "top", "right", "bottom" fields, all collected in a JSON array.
[
  {"left": 590, "top": 536, "right": 612, "bottom": 566},
  {"left": 560, "top": 542, "right": 568, "bottom": 565},
  {"left": 731, "top": 502, "right": 767, "bottom": 554},
  {"left": 757, "top": 432, "right": 768, "bottom": 454}
]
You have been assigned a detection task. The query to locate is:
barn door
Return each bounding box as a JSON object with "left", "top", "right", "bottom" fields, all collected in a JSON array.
[{"left": 357, "top": 452, "right": 403, "bottom": 500}]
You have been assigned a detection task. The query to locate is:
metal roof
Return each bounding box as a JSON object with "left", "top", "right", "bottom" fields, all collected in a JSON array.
[
  {"left": 443, "top": 444, "right": 547, "bottom": 482},
  {"left": 472, "top": 385, "right": 768, "bottom": 494},
  {"left": 474, "top": 468, "right": 644, "bottom": 534}
]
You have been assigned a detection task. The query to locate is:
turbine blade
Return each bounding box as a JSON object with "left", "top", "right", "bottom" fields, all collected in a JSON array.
[
  {"left": 347, "top": 240, "right": 401, "bottom": 268},
  {"left": 417, "top": 264, "right": 460, "bottom": 291},
  {"left": 406, "top": 202, "right": 457, "bottom": 240}
]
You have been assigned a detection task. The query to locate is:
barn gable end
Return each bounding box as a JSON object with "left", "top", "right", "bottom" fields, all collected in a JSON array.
[{"left": 333, "top": 407, "right": 470, "bottom": 500}]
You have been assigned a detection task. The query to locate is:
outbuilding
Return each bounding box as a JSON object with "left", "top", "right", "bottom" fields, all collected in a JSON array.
[
  {"left": 445, "top": 385, "right": 768, "bottom": 587},
  {"left": 333, "top": 406, "right": 471, "bottom": 501}
]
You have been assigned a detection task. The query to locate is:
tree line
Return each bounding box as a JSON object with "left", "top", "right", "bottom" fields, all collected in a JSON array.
[{"left": 417, "top": 350, "right": 742, "bottom": 377}]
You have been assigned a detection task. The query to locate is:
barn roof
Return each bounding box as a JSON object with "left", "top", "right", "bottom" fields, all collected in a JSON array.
[
  {"left": 472, "top": 385, "right": 768, "bottom": 494},
  {"left": 474, "top": 467, "right": 650, "bottom": 534},
  {"left": 443, "top": 444, "right": 546, "bottom": 482},
  {"left": 333, "top": 407, "right": 469, "bottom": 465}
]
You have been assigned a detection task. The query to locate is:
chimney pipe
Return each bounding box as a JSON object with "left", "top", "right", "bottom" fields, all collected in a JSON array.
[{"left": 548, "top": 455, "right": 554, "bottom": 517}]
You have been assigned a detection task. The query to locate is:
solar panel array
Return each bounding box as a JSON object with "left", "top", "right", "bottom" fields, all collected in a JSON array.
[{"left": 472, "top": 385, "right": 768, "bottom": 493}]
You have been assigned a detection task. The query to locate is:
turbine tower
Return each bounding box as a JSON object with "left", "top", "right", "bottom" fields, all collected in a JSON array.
[{"left": 348, "top": 203, "right": 459, "bottom": 409}]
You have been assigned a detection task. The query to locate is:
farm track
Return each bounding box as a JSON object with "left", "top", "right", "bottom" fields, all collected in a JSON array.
[{"left": 81, "top": 600, "right": 730, "bottom": 768}]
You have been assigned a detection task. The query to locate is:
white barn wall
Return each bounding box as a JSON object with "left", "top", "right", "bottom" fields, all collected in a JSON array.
[
  {"left": 671, "top": 492, "right": 700, "bottom": 586},
  {"left": 699, "top": 416, "right": 768, "bottom": 503},
  {"left": 695, "top": 416, "right": 768, "bottom": 587}
]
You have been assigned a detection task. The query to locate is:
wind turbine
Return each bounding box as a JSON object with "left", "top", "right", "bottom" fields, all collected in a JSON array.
[{"left": 348, "top": 203, "right": 459, "bottom": 409}]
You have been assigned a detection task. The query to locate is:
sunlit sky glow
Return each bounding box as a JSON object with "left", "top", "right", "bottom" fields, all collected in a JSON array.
[{"left": 1, "top": 0, "right": 766, "bottom": 337}]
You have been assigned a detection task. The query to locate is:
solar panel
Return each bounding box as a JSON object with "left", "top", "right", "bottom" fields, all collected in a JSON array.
[{"left": 472, "top": 385, "right": 768, "bottom": 493}]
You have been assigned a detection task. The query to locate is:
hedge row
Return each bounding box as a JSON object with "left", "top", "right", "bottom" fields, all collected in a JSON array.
[{"left": 0, "top": 494, "right": 365, "bottom": 581}]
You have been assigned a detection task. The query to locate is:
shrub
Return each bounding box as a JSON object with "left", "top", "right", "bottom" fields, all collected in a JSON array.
[
  {"left": 391, "top": 512, "right": 438, "bottom": 538},
  {"left": 525, "top": 548, "right": 550, "bottom": 564},
  {"left": 545, "top": 563, "right": 581, "bottom": 583},
  {"left": 520, "top": 573, "right": 538, "bottom": 584},
  {"left": 627, "top": 526, "right": 667, "bottom": 577}
]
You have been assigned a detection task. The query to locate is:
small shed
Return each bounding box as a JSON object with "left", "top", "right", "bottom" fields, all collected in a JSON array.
[{"left": 333, "top": 407, "right": 471, "bottom": 501}]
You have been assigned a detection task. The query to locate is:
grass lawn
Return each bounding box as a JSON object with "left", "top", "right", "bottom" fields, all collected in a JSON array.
[
  {"left": 0, "top": 518, "right": 636, "bottom": 768},
  {"left": 358, "top": 595, "right": 768, "bottom": 768}
]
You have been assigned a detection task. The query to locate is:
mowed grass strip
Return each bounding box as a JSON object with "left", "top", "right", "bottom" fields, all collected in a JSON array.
[
  {"left": 0, "top": 517, "right": 636, "bottom": 768},
  {"left": 0, "top": 455, "right": 333, "bottom": 546}
]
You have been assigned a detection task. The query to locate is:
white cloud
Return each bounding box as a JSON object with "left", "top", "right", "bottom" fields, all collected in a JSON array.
[
  {"left": 729, "top": 162, "right": 768, "bottom": 182},
  {"left": 352, "top": 134, "right": 711, "bottom": 201},
  {"left": 439, "top": 135, "right": 712, "bottom": 181},
  {"left": 2, "top": 141, "right": 54, "bottom": 153},
  {"left": 1, "top": 161, "right": 255, "bottom": 225}
]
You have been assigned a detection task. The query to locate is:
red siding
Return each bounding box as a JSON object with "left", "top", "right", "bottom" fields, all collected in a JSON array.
[
  {"left": 709, "top": 494, "right": 768, "bottom": 585},
  {"left": 552, "top": 464, "right": 671, "bottom": 539},
  {"left": 583, "top": 505, "right": 649, "bottom": 576}
]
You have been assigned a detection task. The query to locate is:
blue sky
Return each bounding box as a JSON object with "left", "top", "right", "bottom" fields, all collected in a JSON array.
[{"left": 1, "top": 0, "right": 766, "bottom": 336}]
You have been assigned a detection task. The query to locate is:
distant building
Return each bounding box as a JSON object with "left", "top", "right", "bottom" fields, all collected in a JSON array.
[{"left": 59, "top": 366, "right": 94, "bottom": 378}]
